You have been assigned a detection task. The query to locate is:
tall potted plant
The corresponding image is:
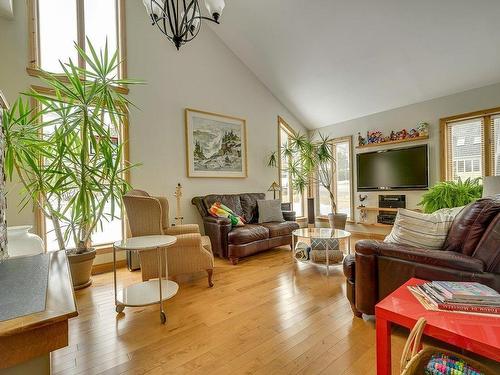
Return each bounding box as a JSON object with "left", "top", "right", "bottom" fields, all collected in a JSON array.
[
  {"left": 2, "top": 41, "right": 138, "bottom": 289},
  {"left": 269, "top": 132, "right": 348, "bottom": 229}
]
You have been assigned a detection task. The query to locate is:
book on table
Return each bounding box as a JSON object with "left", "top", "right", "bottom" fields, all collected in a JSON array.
[{"left": 408, "top": 281, "right": 500, "bottom": 315}]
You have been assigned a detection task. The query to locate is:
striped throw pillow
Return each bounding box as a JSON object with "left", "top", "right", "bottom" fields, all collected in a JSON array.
[{"left": 384, "top": 207, "right": 463, "bottom": 250}]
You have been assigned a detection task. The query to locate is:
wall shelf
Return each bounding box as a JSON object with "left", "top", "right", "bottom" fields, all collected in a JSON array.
[{"left": 355, "top": 135, "right": 429, "bottom": 149}]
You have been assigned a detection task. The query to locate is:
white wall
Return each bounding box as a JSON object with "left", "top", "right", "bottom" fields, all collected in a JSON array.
[
  {"left": 316, "top": 82, "right": 500, "bottom": 234},
  {"left": 0, "top": 1, "right": 306, "bottom": 263},
  {"left": 125, "top": 0, "right": 305, "bottom": 227}
]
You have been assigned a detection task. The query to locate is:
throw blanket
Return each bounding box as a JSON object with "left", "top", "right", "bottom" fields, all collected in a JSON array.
[{"left": 209, "top": 202, "right": 245, "bottom": 226}]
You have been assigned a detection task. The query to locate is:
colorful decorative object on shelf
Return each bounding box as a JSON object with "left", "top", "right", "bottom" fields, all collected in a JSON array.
[{"left": 357, "top": 122, "right": 430, "bottom": 147}]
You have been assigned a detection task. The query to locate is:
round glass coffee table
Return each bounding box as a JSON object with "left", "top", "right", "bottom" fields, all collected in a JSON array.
[{"left": 291, "top": 228, "right": 352, "bottom": 276}]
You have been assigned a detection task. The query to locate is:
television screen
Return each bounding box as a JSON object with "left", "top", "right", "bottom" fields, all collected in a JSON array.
[{"left": 357, "top": 145, "right": 428, "bottom": 191}]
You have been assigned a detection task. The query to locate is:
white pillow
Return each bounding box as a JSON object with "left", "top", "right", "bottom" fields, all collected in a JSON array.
[{"left": 384, "top": 207, "right": 463, "bottom": 250}]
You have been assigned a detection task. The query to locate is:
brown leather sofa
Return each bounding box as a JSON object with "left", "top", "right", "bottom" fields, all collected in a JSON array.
[
  {"left": 192, "top": 193, "right": 299, "bottom": 264},
  {"left": 343, "top": 196, "right": 500, "bottom": 317}
]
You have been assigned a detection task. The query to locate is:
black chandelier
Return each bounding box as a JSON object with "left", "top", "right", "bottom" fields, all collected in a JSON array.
[{"left": 143, "top": 0, "right": 226, "bottom": 50}]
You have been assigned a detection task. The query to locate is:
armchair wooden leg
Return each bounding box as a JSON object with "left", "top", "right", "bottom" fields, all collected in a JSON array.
[
  {"left": 229, "top": 257, "right": 239, "bottom": 265},
  {"left": 207, "top": 269, "right": 214, "bottom": 288}
]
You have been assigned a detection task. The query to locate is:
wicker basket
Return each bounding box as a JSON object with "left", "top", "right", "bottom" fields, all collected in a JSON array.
[{"left": 400, "top": 318, "right": 496, "bottom": 375}]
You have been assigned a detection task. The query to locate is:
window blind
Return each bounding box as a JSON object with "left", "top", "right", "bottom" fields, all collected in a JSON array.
[
  {"left": 446, "top": 117, "right": 484, "bottom": 181},
  {"left": 491, "top": 115, "right": 500, "bottom": 176}
]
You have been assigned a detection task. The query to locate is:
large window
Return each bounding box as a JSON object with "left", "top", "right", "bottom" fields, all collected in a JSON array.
[
  {"left": 28, "top": 0, "right": 126, "bottom": 81},
  {"left": 316, "top": 137, "right": 354, "bottom": 220},
  {"left": 278, "top": 117, "right": 304, "bottom": 217},
  {"left": 29, "top": 0, "right": 128, "bottom": 250},
  {"left": 441, "top": 108, "right": 500, "bottom": 180}
]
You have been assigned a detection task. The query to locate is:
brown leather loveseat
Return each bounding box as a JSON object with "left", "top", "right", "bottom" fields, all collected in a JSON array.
[
  {"left": 192, "top": 193, "right": 299, "bottom": 264},
  {"left": 343, "top": 196, "right": 500, "bottom": 316}
]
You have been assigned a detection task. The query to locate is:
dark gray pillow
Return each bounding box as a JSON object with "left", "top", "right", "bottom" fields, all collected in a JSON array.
[{"left": 257, "top": 199, "right": 284, "bottom": 223}]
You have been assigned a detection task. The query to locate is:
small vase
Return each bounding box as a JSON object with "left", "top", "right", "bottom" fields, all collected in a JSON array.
[{"left": 7, "top": 225, "right": 44, "bottom": 258}]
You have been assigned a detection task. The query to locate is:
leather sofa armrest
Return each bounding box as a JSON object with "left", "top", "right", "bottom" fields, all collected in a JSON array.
[
  {"left": 203, "top": 216, "right": 232, "bottom": 225},
  {"left": 203, "top": 216, "right": 232, "bottom": 258},
  {"left": 376, "top": 242, "right": 485, "bottom": 273},
  {"left": 355, "top": 240, "right": 485, "bottom": 273},
  {"left": 282, "top": 210, "right": 296, "bottom": 222},
  {"left": 354, "top": 239, "right": 382, "bottom": 256}
]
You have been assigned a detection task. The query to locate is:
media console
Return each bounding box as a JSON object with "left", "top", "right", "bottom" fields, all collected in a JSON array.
[
  {"left": 356, "top": 194, "right": 418, "bottom": 228},
  {"left": 377, "top": 195, "right": 406, "bottom": 225}
]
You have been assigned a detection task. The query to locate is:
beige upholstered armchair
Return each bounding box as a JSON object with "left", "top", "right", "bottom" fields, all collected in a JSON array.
[{"left": 123, "top": 189, "right": 214, "bottom": 287}]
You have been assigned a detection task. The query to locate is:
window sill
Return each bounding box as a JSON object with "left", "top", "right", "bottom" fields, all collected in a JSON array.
[{"left": 26, "top": 67, "right": 130, "bottom": 95}]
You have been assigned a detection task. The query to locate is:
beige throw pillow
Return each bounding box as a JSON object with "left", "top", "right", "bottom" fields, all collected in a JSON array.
[
  {"left": 384, "top": 207, "right": 463, "bottom": 250},
  {"left": 257, "top": 199, "right": 284, "bottom": 223}
]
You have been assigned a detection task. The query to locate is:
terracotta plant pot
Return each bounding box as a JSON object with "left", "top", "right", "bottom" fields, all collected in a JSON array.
[
  {"left": 328, "top": 213, "right": 348, "bottom": 230},
  {"left": 67, "top": 248, "right": 96, "bottom": 290}
]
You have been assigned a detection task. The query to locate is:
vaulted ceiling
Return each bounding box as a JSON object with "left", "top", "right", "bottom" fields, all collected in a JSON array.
[{"left": 210, "top": 0, "right": 500, "bottom": 129}]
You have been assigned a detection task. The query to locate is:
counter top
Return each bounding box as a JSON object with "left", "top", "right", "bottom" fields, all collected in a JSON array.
[{"left": 0, "top": 250, "right": 78, "bottom": 369}]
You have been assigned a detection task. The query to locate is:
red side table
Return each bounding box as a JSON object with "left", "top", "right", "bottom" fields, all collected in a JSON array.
[{"left": 375, "top": 278, "right": 500, "bottom": 375}]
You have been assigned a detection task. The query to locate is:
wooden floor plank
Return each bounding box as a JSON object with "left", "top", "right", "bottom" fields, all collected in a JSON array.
[{"left": 52, "top": 243, "right": 410, "bottom": 375}]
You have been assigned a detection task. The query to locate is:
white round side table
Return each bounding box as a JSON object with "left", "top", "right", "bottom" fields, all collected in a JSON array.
[{"left": 113, "top": 235, "right": 178, "bottom": 324}]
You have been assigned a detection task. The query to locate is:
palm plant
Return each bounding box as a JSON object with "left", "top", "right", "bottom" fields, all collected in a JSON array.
[
  {"left": 2, "top": 40, "right": 140, "bottom": 254},
  {"left": 269, "top": 132, "right": 337, "bottom": 214},
  {"left": 418, "top": 178, "right": 483, "bottom": 213}
]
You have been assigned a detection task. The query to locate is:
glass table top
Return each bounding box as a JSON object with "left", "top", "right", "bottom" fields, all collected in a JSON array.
[{"left": 292, "top": 227, "right": 351, "bottom": 239}]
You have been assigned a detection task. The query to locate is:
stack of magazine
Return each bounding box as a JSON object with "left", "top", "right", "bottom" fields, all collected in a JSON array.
[{"left": 408, "top": 281, "right": 500, "bottom": 315}]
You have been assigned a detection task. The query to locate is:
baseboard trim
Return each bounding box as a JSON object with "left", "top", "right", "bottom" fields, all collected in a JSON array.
[{"left": 92, "top": 259, "right": 127, "bottom": 275}]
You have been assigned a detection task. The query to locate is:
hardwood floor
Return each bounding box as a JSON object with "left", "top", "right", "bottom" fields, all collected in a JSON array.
[{"left": 52, "top": 244, "right": 408, "bottom": 375}]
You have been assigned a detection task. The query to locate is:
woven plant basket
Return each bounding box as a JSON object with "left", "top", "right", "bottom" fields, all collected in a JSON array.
[{"left": 400, "top": 318, "right": 496, "bottom": 375}]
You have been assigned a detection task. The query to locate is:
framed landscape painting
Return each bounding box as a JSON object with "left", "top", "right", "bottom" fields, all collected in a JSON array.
[{"left": 185, "top": 108, "right": 247, "bottom": 178}]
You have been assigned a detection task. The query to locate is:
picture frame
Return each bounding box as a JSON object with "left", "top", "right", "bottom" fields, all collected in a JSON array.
[{"left": 185, "top": 108, "right": 247, "bottom": 178}]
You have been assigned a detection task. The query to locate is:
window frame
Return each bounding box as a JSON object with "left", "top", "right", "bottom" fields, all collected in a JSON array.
[
  {"left": 30, "top": 85, "right": 130, "bottom": 253},
  {"left": 27, "top": 0, "right": 128, "bottom": 94},
  {"left": 277, "top": 116, "right": 305, "bottom": 216},
  {"left": 440, "top": 106, "right": 498, "bottom": 180},
  {"left": 314, "top": 136, "right": 354, "bottom": 221}
]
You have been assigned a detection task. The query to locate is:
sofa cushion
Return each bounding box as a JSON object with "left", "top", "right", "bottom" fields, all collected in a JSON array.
[
  {"left": 444, "top": 197, "right": 500, "bottom": 256},
  {"left": 472, "top": 214, "right": 500, "bottom": 273},
  {"left": 240, "top": 193, "right": 265, "bottom": 223},
  {"left": 257, "top": 199, "right": 284, "bottom": 223},
  {"left": 260, "top": 221, "right": 299, "bottom": 238},
  {"left": 228, "top": 224, "right": 269, "bottom": 245},
  {"left": 203, "top": 194, "right": 244, "bottom": 217}
]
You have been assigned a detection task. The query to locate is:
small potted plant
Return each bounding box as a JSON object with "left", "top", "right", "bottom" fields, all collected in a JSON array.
[
  {"left": 268, "top": 132, "right": 347, "bottom": 229},
  {"left": 2, "top": 40, "right": 139, "bottom": 289}
]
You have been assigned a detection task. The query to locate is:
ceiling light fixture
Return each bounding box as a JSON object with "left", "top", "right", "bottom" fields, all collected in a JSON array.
[{"left": 143, "top": 0, "right": 226, "bottom": 50}]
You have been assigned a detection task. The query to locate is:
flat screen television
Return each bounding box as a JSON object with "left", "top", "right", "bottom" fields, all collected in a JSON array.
[{"left": 357, "top": 144, "right": 428, "bottom": 191}]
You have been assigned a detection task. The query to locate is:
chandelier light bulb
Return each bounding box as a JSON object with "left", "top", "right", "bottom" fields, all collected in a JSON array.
[
  {"left": 205, "top": 0, "right": 225, "bottom": 21},
  {"left": 143, "top": 0, "right": 163, "bottom": 20}
]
